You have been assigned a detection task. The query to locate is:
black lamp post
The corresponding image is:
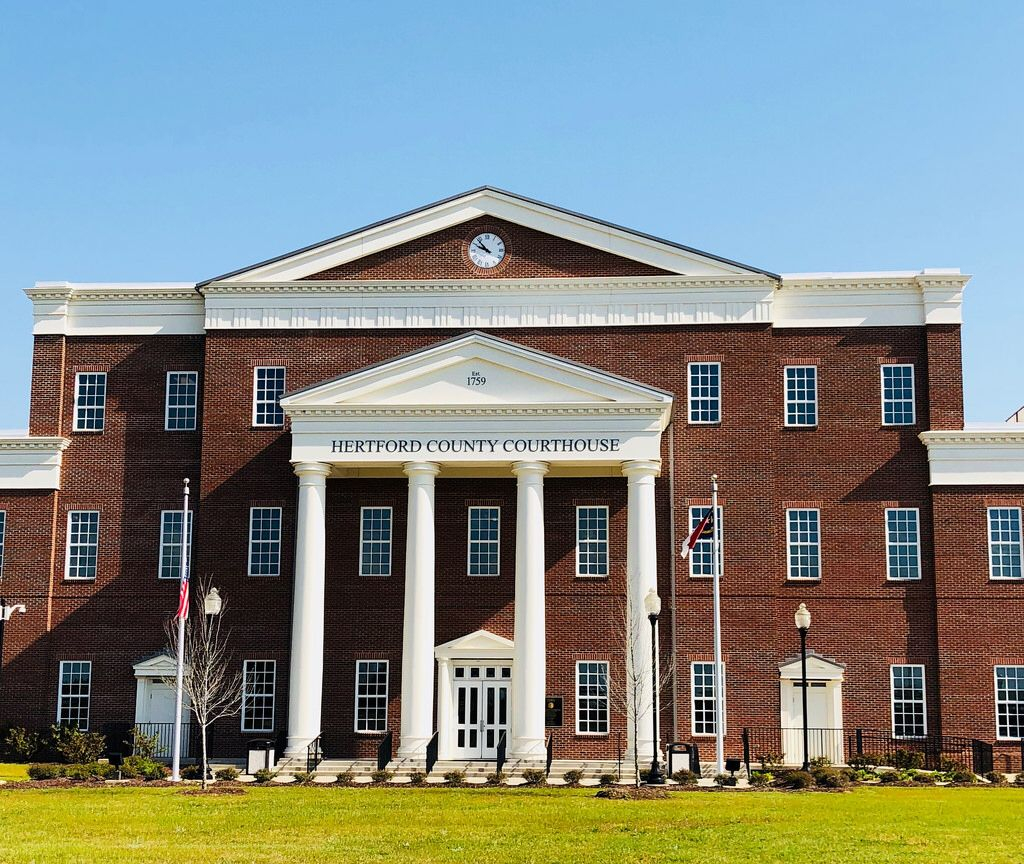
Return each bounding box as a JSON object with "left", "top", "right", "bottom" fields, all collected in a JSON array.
[
  {"left": 794, "top": 603, "right": 812, "bottom": 772},
  {"left": 644, "top": 588, "right": 665, "bottom": 784}
]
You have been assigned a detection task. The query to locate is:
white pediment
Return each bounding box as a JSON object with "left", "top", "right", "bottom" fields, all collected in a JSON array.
[
  {"left": 200, "top": 187, "right": 775, "bottom": 283},
  {"left": 778, "top": 653, "right": 845, "bottom": 682},
  {"left": 280, "top": 332, "right": 673, "bottom": 415},
  {"left": 133, "top": 653, "right": 178, "bottom": 678},
  {"left": 435, "top": 629, "right": 514, "bottom": 661}
]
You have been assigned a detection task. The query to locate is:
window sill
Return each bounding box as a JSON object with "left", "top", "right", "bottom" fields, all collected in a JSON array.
[
  {"left": 988, "top": 577, "right": 1024, "bottom": 583},
  {"left": 64, "top": 578, "right": 97, "bottom": 583},
  {"left": 786, "top": 577, "right": 821, "bottom": 583},
  {"left": 687, "top": 421, "right": 722, "bottom": 427},
  {"left": 575, "top": 574, "right": 610, "bottom": 581},
  {"left": 574, "top": 731, "right": 610, "bottom": 737},
  {"left": 782, "top": 424, "right": 818, "bottom": 430},
  {"left": 355, "top": 730, "right": 389, "bottom": 736}
]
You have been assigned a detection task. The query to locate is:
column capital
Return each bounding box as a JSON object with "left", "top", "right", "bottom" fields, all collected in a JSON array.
[
  {"left": 293, "top": 461, "right": 332, "bottom": 479},
  {"left": 511, "top": 460, "right": 549, "bottom": 477},
  {"left": 621, "top": 459, "right": 661, "bottom": 478},
  {"left": 403, "top": 461, "right": 440, "bottom": 478}
]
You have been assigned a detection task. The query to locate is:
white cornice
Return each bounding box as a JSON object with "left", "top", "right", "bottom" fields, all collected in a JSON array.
[
  {"left": 920, "top": 429, "right": 1024, "bottom": 486},
  {"left": 0, "top": 436, "right": 70, "bottom": 490},
  {"left": 285, "top": 404, "right": 668, "bottom": 418}
]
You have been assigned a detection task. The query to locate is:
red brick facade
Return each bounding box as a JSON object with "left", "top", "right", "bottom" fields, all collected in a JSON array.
[{"left": 1, "top": 217, "right": 1020, "bottom": 771}]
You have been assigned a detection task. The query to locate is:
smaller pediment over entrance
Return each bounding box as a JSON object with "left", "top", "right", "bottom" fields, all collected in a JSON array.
[
  {"left": 435, "top": 630, "right": 514, "bottom": 662},
  {"left": 779, "top": 652, "right": 845, "bottom": 682},
  {"left": 133, "top": 653, "right": 177, "bottom": 678}
]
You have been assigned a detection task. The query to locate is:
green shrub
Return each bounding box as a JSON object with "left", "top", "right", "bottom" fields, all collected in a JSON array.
[
  {"left": 408, "top": 770, "right": 428, "bottom": 786},
  {"left": 984, "top": 771, "right": 1008, "bottom": 786},
  {"left": 638, "top": 768, "right": 651, "bottom": 782},
  {"left": 520, "top": 768, "right": 546, "bottom": 786},
  {"left": 947, "top": 768, "right": 976, "bottom": 785},
  {"left": 370, "top": 769, "right": 393, "bottom": 784},
  {"left": 121, "top": 756, "right": 170, "bottom": 781},
  {"left": 939, "top": 756, "right": 968, "bottom": 773},
  {"left": 63, "top": 762, "right": 115, "bottom": 781},
  {"left": 486, "top": 771, "right": 506, "bottom": 786},
  {"left": 891, "top": 749, "right": 925, "bottom": 770},
  {"left": 808, "top": 755, "right": 832, "bottom": 770},
  {"left": 812, "top": 767, "right": 848, "bottom": 788},
  {"left": 715, "top": 773, "right": 738, "bottom": 787},
  {"left": 879, "top": 769, "right": 907, "bottom": 784},
  {"left": 671, "top": 769, "right": 699, "bottom": 786},
  {"left": 131, "top": 727, "right": 161, "bottom": 760},
  {"left": 910, "top": 771, "right": 935, "bottom": 785},
  {"left": 335, "top": 771, "right": 355, "bottom": 785},
  {"left": 253, "top": 768, "right": 277, "bottom": 783},
  {"left": 597, "top": 772, "right": 617, "bottom": 787},
  {"left": 50, "top": 725, "right": 106, "bottom": 764},
  {"left": 849, "top": 752, "right": 887, "bottom": 769},
  {"left": 443, "top": 769, "right": 465, "bottom": 787},
  {"left": 4, "top": 727, "right": 40, "bottom": 762},
  {"left": 781, "top": 770, "right": 814, "bottom": 790},
  {"left": 215, "top": 767, "right": 240, "bottom": 782},
  {"left": 28, "top": 763, "right": 63, "bottom": 780},
  {"left": 756, "top": 751, "right": 783, "bottom": 770},
  {"left": 562, "top": 769, "right": 584, "bottom": 786},
  {"left": 180, "top": 764, "right": 204, "bottom": 780},
  {"left": 1014, "top": 773, "right": 1024, "bottom": 787},
  {"left": 749, "top": 770, "right": 773, "bottom": 787},
  {"left": 292, "top": 771, "right": 315, "bottom": 785}
]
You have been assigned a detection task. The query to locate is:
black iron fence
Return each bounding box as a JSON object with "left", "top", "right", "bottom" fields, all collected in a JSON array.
[
  {"left": 849, "top": 729, "right": 993, "bottom": 774},
  {"left": 134, "top": 722, "right": 195, "bottom": 760},
  {"left": 742, "top": 727, "right": 845, "bottom": 772}
]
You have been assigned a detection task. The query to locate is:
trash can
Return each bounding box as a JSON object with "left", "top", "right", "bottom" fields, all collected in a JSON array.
[{"left": 246, "top": 739, "right": 275, "bottom": 775}]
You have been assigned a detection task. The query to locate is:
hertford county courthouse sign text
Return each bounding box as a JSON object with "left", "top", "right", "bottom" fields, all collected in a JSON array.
[{"left": 330, "top": 437, "right": 624, "bottom": 456}]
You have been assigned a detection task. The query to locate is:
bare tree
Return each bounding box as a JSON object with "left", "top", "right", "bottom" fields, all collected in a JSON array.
[
  {"left": 606, "top": 595, "right": 675, "bottom": 786},
  {"left": 164, "top": 578, "right": 242, "bottom": 789}
]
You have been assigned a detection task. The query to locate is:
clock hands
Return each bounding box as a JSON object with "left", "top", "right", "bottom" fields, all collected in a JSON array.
[{"left": 474, "top": 239, "right": 493, "bottom": 255}]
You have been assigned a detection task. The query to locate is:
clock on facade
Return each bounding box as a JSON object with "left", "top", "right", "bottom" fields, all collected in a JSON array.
[{"left": 468, "top": 232, "right": 507, "bottom": 269}]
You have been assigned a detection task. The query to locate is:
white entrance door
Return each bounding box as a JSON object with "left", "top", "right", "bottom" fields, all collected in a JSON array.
[
  {"left": 452, "top": 665, "right": 510, "bottom": 760},
  {"left": 138, "top": 680, "right": 190, "bottom": 758},
  {"left": 783, "top": 680, "right": 842, "bottom": 765}
]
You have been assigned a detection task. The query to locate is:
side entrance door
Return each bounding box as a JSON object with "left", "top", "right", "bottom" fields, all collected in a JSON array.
[
  {"left": 452, "top": 665, "right": 510, "bottom": 760},
  {"left": 783, "top": 680, "right": 842, "bottom": 765}
]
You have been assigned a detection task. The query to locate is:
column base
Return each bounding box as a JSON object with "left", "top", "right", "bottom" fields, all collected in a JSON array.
[
  {"left": 396, "top": 737, "right": 431, "bottom": 761},
  {"left": 509, "top": 736, "right": 547, "bottom": 761},
  {"left": 283, "top": 736, "right": 317, "bottom": 760}
]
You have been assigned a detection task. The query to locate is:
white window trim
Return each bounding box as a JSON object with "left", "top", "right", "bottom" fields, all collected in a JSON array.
[
  {"left": 158, "top": 510, "right": 193, "bottom": 580},
  {"left": 884, "top": 507, "right": 922, "bottom": 582},
  {"left": 785, "top": 508, "right": 821, "bottom": 581},
  {"left": 164, "top": 370, "right": 198, "bottom": 432},
  {"left": 72, "top": 371, "right": 107, "bottom": 432},
  {"left": 247, "top": 507, "right": 283, "bottom": 578},
  {"left": 987, "top": 506, "right": 1023, "bottom": 581},
  {"left": 359, "top": 506, "right": 393, "bottom": 577},
  {"left": 686, "top": 361, "right": 722, "bottom": 425},
  {"left": 690, "top": 661, "right": 726, "bottom": 737},
  {"left": 354, "top": 659, "right": 390, "bottom": 734},
  {"left": 880, "top": 364, "right": 916, "bottom": 427},
  {"left": 0, "top": 510, "right": 6, "bottom": 580},
  {"left": 65, "top": 510, "right": 99, "bottom": 581},
  {"left": 687, "top": 505, "right": 722, "bottom": 580},
  {"left": 994, "top": 665, "right": 1024, "bottom": 741},
  {"left": 783, "top": 365, "right": 818, "bottom": 428},
  {"left": 252, "top": 366, "right": 286, "bottom": 428},
  {"left": 889, "top": 664, "right": 927, "bottom": 739},
  {"left": 575, "top": 505, "right": 610, "bottom": 578},
  {"left": 574, "top": 660, "right": 610, "bottom": 736},
  {"left": 240, "top": 659, "right": 276, "bottom": 733},
  {"left": 467, "top": 506, "right": 500, "bottom": 577},
  {"left": 56, "top": 660, "right": 92, "bottom": 730}
]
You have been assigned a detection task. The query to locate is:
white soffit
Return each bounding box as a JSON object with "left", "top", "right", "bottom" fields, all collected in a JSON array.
[
  {"left": 919, "top": 429, "right": 1024, "bottom": 486},
  {"left": 0, "top": 437, "right": 70, "bottom": 490}
]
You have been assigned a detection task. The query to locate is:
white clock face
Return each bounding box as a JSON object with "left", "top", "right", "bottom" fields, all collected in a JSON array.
[{"left": 468, "top": 232, "right": 506, "bottom": 269}]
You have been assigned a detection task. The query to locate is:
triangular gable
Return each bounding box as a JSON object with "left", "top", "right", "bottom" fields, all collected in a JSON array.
[
  {"left": 435, "top": 629, "right": 514, "bottom": 661},
  {"left": 778, "top": 652, "right": 845, "bottom": 681},
  {"left": 133, "top": 653, "right": 178, "bottom": 678},
  {"left": 199, "top": 187, "right": 777, "bottom": 284},
  {"left": 279, "top": 331, "right": 673, "bottom": 419}
]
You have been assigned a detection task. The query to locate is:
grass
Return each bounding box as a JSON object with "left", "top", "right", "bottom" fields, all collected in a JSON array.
[
  {"left": 0, "top": 762, "right": 29, "bottom": 781},
  {"left": 0, "top": 785, "right": 1021, "bottom": 863}
]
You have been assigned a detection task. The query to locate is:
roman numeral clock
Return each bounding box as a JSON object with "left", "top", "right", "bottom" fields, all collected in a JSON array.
[{"left": 468, "top": 232, "right": 506, "bottom": 269}]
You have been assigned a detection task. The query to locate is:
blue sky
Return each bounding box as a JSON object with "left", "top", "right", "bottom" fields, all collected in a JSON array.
[{"left": 1, "top": 1, "right": 1021, "bottom": 427}]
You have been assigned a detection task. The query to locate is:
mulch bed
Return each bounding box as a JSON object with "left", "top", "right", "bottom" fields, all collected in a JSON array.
[
  {"left": 595, "top": 786, "right": 670, "bottom": 800},
  {"left": 180, "top": 785, "right": 247, "bottom": 796}
]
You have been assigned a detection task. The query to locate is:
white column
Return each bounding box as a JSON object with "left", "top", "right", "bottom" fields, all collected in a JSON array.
[
  {"left": 397, "top": 461, "right": 440, "bottom": 761},
  {"left": 622, "top": 459, "right": 660, "bottom": 763},
  {"left": 510, "top": 460, "right": 548, "bottom": 761},
  {"left": 285, "top": 460, "right": 331, "bottom": 757},
  {"left": 436, "top": 657, "right": 452, "bottom": 760}
]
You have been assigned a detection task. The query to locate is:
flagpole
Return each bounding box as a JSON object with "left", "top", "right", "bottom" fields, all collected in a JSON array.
[
  {"left": 170, "top": 477, "right": 190, "bottom": 782},
  {"left": 711, "top": 473, "right": 725, "bottom": 776}
]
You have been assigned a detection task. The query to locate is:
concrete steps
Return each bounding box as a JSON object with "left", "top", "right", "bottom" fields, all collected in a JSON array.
[{"left": 276, "top": 757, "right": 628, "bottom": 781}]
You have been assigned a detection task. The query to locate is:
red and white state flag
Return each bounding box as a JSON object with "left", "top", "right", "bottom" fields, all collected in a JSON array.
[
  {"left": 681, "top": 508, "right": 714, "bottom": 559},
  {"left": 175, "top": 567, "right": 190, "bottom": 620}
]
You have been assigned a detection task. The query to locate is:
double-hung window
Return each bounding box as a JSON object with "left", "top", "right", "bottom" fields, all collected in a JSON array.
[
  {"left": 890, "top": 665, "right": 927, "bottom": 738},
  {"left": 688, "top": 362, "right": 721, "bottom": 424},
  {"left": 0, "top": 510, "right": 6, "bottom": 579},
  {"left": 73, "top": 372, "right": 107, "bottom": 432},
  {"left": 687, "top": 506, "right": 721, "bottom": 578},
  {"left": 57, "top": 660, "right": 92, "bottom": 730},
  {"left": 692, "top": 661, "right": 723, "bottom": 736},
  {"left": 995, "top": 666, "right": 1024, "bottom": 740},
  {"left": 784, "top": 365, "right": 818, "bottom": 427},
  {"left": 987, "top": 507, "right": 1022, "bottom": 580},
  {"left": 248, "top": 507, "right": 282, "bottom": 577},
  {"left": 885, "top": 508, "right": 921, "bottom": 581},
  {"left": 165, "top": 371, "right": 199, "bottom": 431},
  {"left": 241, "top": 660, "right": 276, "bottom": 733},
  {"left": 576, "top": 506, "right": 609, "bottom": 577},
  {"left": 881, "top": 364, "right": 915, "bottom": 426},
  {"left": 355, "top": 660, "right": 389, "bottom": 733},
  {"left": 576, "top": 661, "right": 609, "bottom": 734},
  {"left": 360, "top": 507, "right": 392, "bottom": 576},
  {"left": 66, "top": 511, "right": 100, "bottom": 580},
  {"left": 253, "top": 367, "right": 286, "bottom": 427},
  {"left": 467, "top": 507, "right": 500, "bottom": 576},
  {"left": 159, "top": 510, "right": 193, "bottom": 580},
  {"left": 786, "top": 508, "right": 821, "bottom": 580}
]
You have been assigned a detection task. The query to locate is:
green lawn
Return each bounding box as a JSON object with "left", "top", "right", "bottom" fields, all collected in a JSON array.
[
  {"left": 0, "top": 762, "right": 29, "bottom": 781},
  {"left": 0, "top": 785, "right": 1020, "bottom": 863}
]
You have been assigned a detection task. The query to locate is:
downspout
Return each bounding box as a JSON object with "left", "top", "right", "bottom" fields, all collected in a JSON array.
[{"left": 667, "top": 421, "right": 679, "bottom": 742}]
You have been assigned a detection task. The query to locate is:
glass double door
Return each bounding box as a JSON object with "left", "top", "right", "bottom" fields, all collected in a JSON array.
[{"left": 453, "top": 665, "right": 510, "bottom": 760}]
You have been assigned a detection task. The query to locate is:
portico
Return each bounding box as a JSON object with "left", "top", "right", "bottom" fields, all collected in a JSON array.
[{"left": 278, "top": 332, "right": 673, "bottom": 763}]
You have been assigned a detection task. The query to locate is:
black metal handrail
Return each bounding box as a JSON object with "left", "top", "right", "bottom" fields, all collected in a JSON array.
[
  {"left": 496, "top": 730, "right": 507, "bottom": 775},
  {"left": 545, "top": 734, "right": 553, "bottom": 777},
  {"left": 849, "top": 728, "right": 994, "bottom": 774},
  {"left": 742, "top": 726, "right": 845, "bottom": 771},
  {"left": 377, "top": 730, "right": 393, "bottom": 771},
  {"left": 425, "top": 731, "right": 438, "bottom": 776},
  {"left": 306, "top": 734, "right": 323, "bottom": 774}
]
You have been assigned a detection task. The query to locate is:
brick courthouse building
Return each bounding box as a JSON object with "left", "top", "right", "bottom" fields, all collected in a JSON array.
[{"left": 1, "top": 188, "right": 1022, "bottom": 771}]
